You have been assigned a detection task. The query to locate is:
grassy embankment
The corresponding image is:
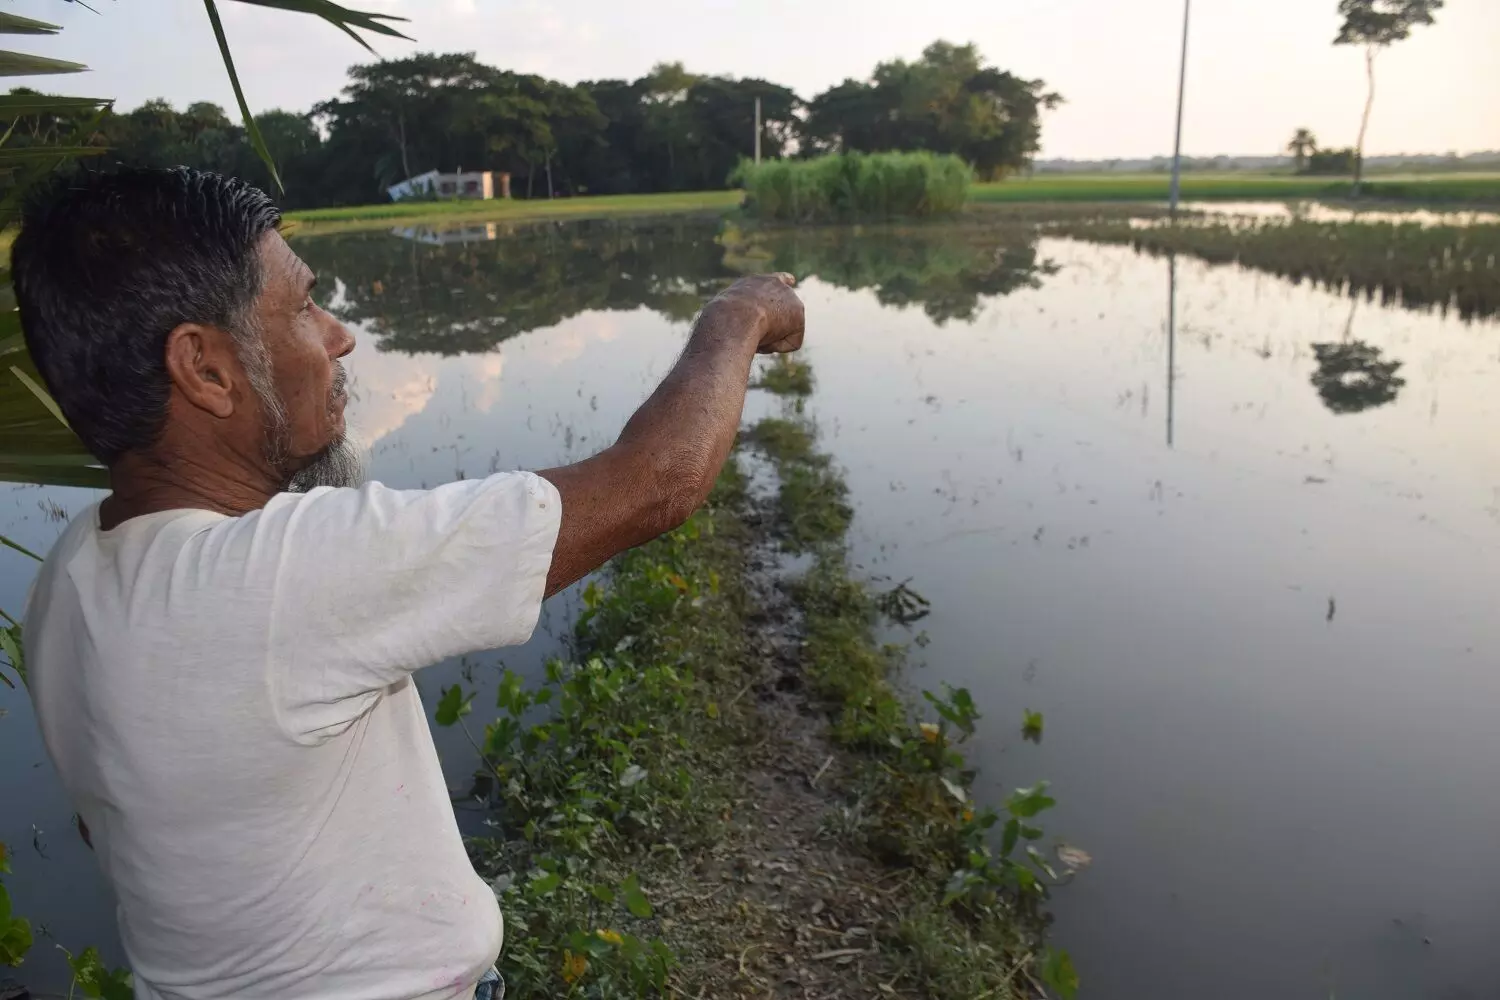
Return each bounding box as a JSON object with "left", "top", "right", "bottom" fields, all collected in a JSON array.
[
  {"left": 278, "top": 170, "right": 1500, "bottom": 239},
  {"left": 440, "top": 361, "right": 1078, "bottom": 1000}
]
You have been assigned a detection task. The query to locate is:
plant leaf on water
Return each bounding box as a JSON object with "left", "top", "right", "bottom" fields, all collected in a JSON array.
[
  {"left": 1039, "top": 947, "right": 1080, "bottom": 1000},
  {"left": 434, "top": 684, "right": 473, "bottom": 727}
]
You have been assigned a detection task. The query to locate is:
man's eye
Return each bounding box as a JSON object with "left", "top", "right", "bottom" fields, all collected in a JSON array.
[{"left": 301, "top": 298, "right": 315, "bottom": 313}]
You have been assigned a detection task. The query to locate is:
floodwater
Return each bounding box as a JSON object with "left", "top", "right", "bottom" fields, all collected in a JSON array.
[
  {"left": 3, "top": 214, "right": 1499, "bottom": 998},
  {"left": 1186, "top": 199, "right": 1500, "bottom": 226}
]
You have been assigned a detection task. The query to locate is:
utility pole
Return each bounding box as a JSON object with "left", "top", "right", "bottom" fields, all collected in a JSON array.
[
  {"left": 1168, "top": 0, "right": 1191, "bottom": 218},
  {"left": 754, "top": 96, "right": 762, "bottom": 165}
]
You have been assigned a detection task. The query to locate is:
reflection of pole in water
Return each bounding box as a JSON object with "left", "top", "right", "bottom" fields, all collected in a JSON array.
[{"left": 1166, "top": 253, "right": 1177, "bottom": 448}]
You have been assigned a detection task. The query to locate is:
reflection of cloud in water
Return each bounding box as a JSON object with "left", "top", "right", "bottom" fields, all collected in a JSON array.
[
  {"left": 345, "top": 310, "right": 647, "bottom": 448},
  {"left": 345, "top": 349, "right": 507, "bottom": 447}
]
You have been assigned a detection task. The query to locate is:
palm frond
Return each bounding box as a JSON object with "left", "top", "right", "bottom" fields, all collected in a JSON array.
[
  {"left": 0, "top": 51, "right": 87, "bottom": 76},
  {"left": 202, "top": 0, "right": 283, "bottom": 192},
  {"left": 0, "top": 13, "right": 64, "bottom": 35}
]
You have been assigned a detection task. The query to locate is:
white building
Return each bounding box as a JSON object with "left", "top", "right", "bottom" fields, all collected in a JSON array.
[{"left": 386, "top": 169, "right": 509, "bottom": 202}]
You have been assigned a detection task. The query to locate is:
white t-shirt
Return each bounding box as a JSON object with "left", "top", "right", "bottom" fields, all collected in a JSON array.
[{"left": 25, "top": 473, "right": 562, "bottom": 1000}]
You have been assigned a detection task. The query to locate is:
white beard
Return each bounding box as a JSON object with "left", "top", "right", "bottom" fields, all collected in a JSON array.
[{"left": 284, "top": 433, "right": 369, "bottom": 493}]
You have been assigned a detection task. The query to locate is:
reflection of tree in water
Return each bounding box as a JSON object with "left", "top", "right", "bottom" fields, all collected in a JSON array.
[
  {"left": 726, "top": 224, "right": 1055, "bottom": 325},
  {"left": 1309, "top": 341, "right": 1407, "bottom": 413},
  {"left": 294, "top": 217, "right": 734, "bottom": 355},
  {"left": 295, "top": 216, "right": 1054, "bottom": 355}
]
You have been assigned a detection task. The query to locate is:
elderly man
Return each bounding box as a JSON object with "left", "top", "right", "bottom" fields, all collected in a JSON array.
[{"left": 13, "top": 167, "right": 804, "bottom": 1000}]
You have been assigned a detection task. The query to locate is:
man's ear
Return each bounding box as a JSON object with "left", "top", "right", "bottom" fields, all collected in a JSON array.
[{"left": 163, "top": 323, "right": 240, "bottom": 419}]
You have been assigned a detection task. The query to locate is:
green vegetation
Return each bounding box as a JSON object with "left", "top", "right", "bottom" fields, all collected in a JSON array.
[
  {"left": 1056, "top": 217, "right": 1500, "bottom": 320},
  {"left": 437, "top": 394, "right": 1071, "bottom": 998},
  {"left": 972, "top": 172, "right": 1500, "bottom": 204},
  {"left": 732, "top": 151, "right": 972, "bottom": 223},
  {"left": 750, "top": 355, "right": 814, "bottom": 396}
]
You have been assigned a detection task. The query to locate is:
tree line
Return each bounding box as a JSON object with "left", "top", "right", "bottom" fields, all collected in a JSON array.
[{"left": 3, "top": 41, "right": 1057, "bottom": 211}]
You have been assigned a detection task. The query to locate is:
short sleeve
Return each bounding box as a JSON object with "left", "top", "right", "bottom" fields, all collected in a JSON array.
[{"left": 195, "top": 472, "right": 561, "bottom": 742}]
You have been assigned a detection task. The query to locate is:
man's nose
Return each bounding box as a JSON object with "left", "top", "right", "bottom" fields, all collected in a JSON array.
[{"left": 329, "top": 317, "right": 356, "bottom": 359}]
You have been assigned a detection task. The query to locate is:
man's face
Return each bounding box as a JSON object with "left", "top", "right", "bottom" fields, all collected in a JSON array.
[{"left": 250, "top": 231, "right": 358, "bottom": 484}]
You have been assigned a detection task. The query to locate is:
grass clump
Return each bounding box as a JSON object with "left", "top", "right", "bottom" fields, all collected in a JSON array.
[
  {"left": 742, "top": 416, "right": 852, "bottom": 553},
  {"left": 750, "top": 355, "right": 814, "bottom": 396},
  {"left": 731, "top": 151, "right": 972, "bottom": 223}
]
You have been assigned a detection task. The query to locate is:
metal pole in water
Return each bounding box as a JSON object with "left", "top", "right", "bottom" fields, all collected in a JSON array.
[
  {"left": 1168, "top": 0, "right": 1191, "bottom": 218},
  {"left": 754, "top": 96, "right": 762, "bottom": 165},
  {"left": 1167, "top": 254, "right": 1177, "bottom": 448}
]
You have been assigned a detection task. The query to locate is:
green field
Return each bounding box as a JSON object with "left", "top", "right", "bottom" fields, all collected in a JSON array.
[
  {"left": 972, "top": 172, "right": 1500, "bottom": 204},
  {"left": 284, "top": 190, "right": 741, "bottom": 236}
]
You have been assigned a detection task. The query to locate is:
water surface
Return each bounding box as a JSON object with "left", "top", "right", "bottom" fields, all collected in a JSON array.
[{"left": 3, "top": 215, "right": 1497, "bottom": 998}]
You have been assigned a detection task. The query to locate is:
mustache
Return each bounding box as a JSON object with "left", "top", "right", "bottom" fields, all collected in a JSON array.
[{"left": 331, "top": 362, "right": 348, "bottom": 400}]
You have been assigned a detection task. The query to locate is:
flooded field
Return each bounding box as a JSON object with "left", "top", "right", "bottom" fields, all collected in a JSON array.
[{"left": 3, "top": 214, "right": 1498, "bottom": 998}]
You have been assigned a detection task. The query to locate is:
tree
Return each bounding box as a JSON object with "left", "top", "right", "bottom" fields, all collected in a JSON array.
[
  {"left": 1287, "top": 128, "right": 1318, "bottom": 172},
  {"left": 1334, "top": 0, "right": 1443, "bottom": 194},
  {"left": 801, "top": 42, "right": 1059, "bottom": 179}
]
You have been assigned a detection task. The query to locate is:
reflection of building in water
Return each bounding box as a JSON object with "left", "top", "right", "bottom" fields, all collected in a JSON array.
[
  {"left": 391, "top": 223, "right": 502, "bottom": 246},
  {"left": 386, "top": 169, "right": 511, "bottom": 202}
]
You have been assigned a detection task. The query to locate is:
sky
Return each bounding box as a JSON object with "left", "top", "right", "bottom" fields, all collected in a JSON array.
[{"left": 10, "top": 0, "right": 1498, "bottom": 159}]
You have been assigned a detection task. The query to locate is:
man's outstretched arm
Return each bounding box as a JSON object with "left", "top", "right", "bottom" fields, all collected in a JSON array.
[{"left": 538, "top": 273, "right": 804, "bottom": 597}]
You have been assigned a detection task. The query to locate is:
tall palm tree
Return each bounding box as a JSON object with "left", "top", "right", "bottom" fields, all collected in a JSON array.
[{"left": 1287, "top": 128, "right": 1318, "bottom": 173}]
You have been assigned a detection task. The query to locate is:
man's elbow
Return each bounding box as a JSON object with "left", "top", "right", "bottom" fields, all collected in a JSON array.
[{"left": 652, "top": 455, "right": 712, "bottom": 534}]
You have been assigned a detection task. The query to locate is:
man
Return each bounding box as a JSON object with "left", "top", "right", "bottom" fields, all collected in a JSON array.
[{"left": 13, "top": 167, "right": 804, "bottom": 1000}]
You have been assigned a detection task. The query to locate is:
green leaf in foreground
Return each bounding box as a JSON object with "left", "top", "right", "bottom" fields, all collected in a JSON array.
[
  {"left": 1039, "top": 947, "right": 1080, "bottom": 1000},
  {"left": 0, "top": 881, "right": 33, "bottom": 967},
  {"left": 10, "top": 366, "right": 67, "bottom": 428},
  {"left": 202, "top": 0, "right": 282, "bottom": 192},
  {"left": 620, "top": 873, "right": 652, "bottom": 919},
  {"left": 65, "top": 945, "right": 133, "bottom": 1000},
  {"left": 527, "top": 871, "right": 561, "bottom": 897},
  {"left": 434, "top": 685, "right": 473, "bottom": 727}
]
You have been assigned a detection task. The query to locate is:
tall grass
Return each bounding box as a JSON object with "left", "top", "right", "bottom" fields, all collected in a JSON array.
[{"left": 731, "top": 151, "right": 973, "bottom": 222}]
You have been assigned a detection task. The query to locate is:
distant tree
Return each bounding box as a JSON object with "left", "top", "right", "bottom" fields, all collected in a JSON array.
[
  {"left": 1305, "top": 146, "right": 1359, "bottom": 175},
  {"left": 1287, "top": 128, "right": 1319, "bottom": 172},
  {"left": 1334, "top": 0, "right": 1444, "bottom": 194}
]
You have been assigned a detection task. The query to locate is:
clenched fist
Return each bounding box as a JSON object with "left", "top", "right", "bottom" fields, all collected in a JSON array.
[{"left": 707, "top": 273, "right": 806, "bottom": 355}]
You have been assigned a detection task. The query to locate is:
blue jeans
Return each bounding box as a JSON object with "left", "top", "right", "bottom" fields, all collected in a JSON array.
[{"left": 475, "top": 967, "right": 505, "bottom": 1000}]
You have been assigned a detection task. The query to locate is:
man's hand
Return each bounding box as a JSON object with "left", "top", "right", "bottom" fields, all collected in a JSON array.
[
  {"left": 538, "top": 274, "right": 806, "bottom": 596},
  {"left": 707, "top": 273, "right": 805, "bottom": 355}
]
